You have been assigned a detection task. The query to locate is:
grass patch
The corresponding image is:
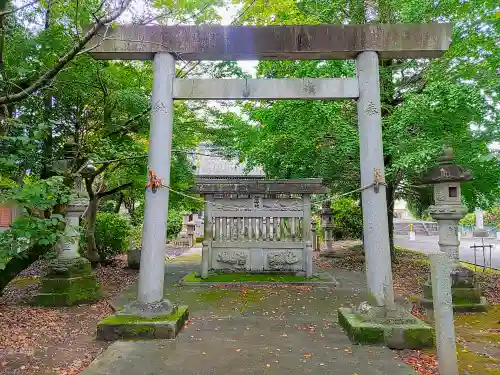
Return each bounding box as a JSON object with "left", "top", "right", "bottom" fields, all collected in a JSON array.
[
  {"left": 183, "top": 272, "right": 324, "bottom": 283},
  {"left": 9, "top": 276, "right": 40, "bottom": 288},
  {"left": 454, "top": 305, "right": 500, "bottom": 373},
  {"left": 395, "top": 246, "right": 428, "bottom": 260},
  {"left": 167, "top": 254, "right": 202, "bottom": 263},
  {"left": 460, "top": 262, "right": 500, "bottom": 275}
]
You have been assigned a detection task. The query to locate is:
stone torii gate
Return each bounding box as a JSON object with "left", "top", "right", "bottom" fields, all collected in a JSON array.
[{"left": 89, "top": 24, "right": 451, "bottom": 339}]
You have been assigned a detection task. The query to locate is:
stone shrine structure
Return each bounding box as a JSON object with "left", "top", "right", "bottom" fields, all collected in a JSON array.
[
  {"left": 87, "top": 23, "right": 452, "bottom": 342},
  {"left": 194, "top": 178, "right": 327, "bottom": 277},
  {"left": 416, "top": 147, "right": 487, "bottom": 312}
]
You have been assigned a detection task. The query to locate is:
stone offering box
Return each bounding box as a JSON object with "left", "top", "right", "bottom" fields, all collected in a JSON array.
[{"left": 194, "top": 178, "right": 328, "bottom": 273}]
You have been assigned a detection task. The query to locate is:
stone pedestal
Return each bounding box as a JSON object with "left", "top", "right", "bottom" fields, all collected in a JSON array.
[
  {"left": 97, "top": 300, "right": 189, "bottom": 340},
  {"left": 36, "top": 257, "right": 101, "bottom": 306},
  {"left": 338, "top": 302, "right": 434, "bottom": 349},
  {"left": 420, "top": 266, "right": 487, "bottom": 312},
  {"left": 127, "top": 249, "right": 141, "bottom": 270},
  {"left": 36, "top": 198, "right": 101, "bottom": 306}
]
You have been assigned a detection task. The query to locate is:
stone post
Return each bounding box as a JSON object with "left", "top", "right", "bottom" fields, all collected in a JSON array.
[
  {"left": 302, "top": 194, "right": 312, "bottom": 271},
  {"left": 306, "top": 241, "right": 313, "bottom": 278},
  {"left": 430, "top": 252, "right": 458, "bottom": 375},
  {"left": 137, "top": 52, "right": 175, "bottom": 305},
  {"left": 475, "top": 208, "right": 484, "bottom": 229},
  {"left": 203, "top": 195, "right": 213, "bottom": 270},
  {"left": 320, "top": 200, "right": 334, "bottom": 252},
  {"left": 311, "top": 219, "right": 317, "bottom": 251},
  {"left": 96, "top": 53, "right": 189, "bottom": 341},
  {"left": 201, "top": 241, "right": 209, "bottom": 279},
  {"left": 187, "top": 221, "right": 195, "bottom": 248},
  {"left": 356, "top": 51, "right": 394, "bottom": 307},
  {"left": 473, "top": 208, "right": 488, "bottom": 238}
]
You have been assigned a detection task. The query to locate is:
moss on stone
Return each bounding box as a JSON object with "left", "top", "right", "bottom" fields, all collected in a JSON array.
[
  {"left": 96, "top": 305, "right": 189, "bottom": 341},
  {"left": 404, "top": 327, "right": 435, "bottom": 348},
  {"left": 100, "top": 306, "right": 188, "bottom": 325},
  {"left": 338, "top": 308, "right": 434, "bottom": 349},
  {"left": 338, "top": 309, "right": 384, "bottom": 344},
  {"left": 46, "top": 257, "right": 93, "bottom": 278},
  {"left": 35, "top": 270, "right": 101, "bottom": 306},
  {"left": 183, "top": 272, "right": 323, "bottom": 283}
]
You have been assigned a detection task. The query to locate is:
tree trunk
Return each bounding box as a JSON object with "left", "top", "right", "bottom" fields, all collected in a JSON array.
[
  {"left": 0, "top": 244, "right": 49, "bottom": 294},
  {"left": 114, "top": 192, "right": 124, "bottom": 213},
  {"left": 386, "top": 181, "right": 396, "bottom": 261},
  {"left": 84, "top": 197, "right": 100, "bottom": 263}
]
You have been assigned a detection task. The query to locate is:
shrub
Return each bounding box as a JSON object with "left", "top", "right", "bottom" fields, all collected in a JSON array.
[
  {"left": 459, "top": 212, "right": 475, "bottom": 226},
  {"left": 94, "top": 212, "right": 132, "bottom": 262},
  {"left": 130, "top": 225, "right": 143, "bottom": 249},
  {"left": 166, "top": 210, "right": 183, "bottom": 238},
  {"left": 331, "top": 198, "right": 363, "bottom": 240}
]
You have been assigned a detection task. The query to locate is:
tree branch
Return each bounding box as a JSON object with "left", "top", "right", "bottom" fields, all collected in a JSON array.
[
  {"left": 97, "top": 182, "right": 133, "bottom": 198},
  {"left": 107, "top": 105, "right": 151, "bottom": 136},
  {"left": 0, "top": 0, "right": 39, "bottom": 17},
  {"left": 84, "top": 177, "right": 95, "bottom": 200},
  {"left": 0, "top": 0, "right": 132, "bottom": 105},
  {"left": 93, "top": 161, "right": 111, "bottom": 177}
]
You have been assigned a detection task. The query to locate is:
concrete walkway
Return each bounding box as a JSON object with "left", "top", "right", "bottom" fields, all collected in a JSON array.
[
  {"left": 395, "top": 234, "right": 500, "bottom": 269},
  {"left": 82, "top": 249, "right": 416, "bottom": 375}
]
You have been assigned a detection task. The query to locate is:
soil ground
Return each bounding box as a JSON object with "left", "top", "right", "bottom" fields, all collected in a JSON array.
[{"left": 1, "top": 246, "right": 499, "bottom": 374}]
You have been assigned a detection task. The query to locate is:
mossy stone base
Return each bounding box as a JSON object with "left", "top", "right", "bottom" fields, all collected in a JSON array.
[
  {"left": 127, "top": 249, "right": 141, "bottom": 270},
  {"left": 338, "top": 308, "right": 434, "bottom": 349},
  {"left": 421, "top": 280, "right": 488, "bottom": 312},
  {"left": 97, "top": 305, "right": 189, "bottom": 341},
  {"left": 35, "top": 257, "right": 101, "bottom": 306},
  {"left": 419, "top": 296, "right": 488, "bottom": 312}
]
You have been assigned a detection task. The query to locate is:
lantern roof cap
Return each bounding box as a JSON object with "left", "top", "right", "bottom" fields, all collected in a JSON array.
[{"left": 417, "top": 147, "right": 473, "bottom": 185}]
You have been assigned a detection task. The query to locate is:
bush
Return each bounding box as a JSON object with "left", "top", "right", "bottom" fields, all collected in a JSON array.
[
  {"left": 331, "top": 198, "right": 363, "bottom": 240},
  {"left": 166, "top": 210, "right": 183, "bottom": 238},
  {"left": 130, "top": 225, "right": 143, "bottom": 249},
  {"left": 94, "top": 212, "right": 132, "bottom": 262},
  {"left": 459, "top": 212, "right": 475, "bottom": 226}
]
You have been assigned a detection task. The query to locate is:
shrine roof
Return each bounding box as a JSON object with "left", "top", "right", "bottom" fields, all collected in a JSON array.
[
  {"left": 193, "top": 178, "right": 328, "bottom": 194},
  {"left": 193, "top": 143, "right": 265, "bottom": 178}
]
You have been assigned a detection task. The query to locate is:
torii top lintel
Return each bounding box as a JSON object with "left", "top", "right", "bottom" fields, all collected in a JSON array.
[{"left": 88, "top": 23, "right": 452, "bottom": 61}]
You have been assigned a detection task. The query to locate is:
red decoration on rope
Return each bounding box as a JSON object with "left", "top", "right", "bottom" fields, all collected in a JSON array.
[{"left": 146, "top": 167, "right": 163, "bottom": 193}]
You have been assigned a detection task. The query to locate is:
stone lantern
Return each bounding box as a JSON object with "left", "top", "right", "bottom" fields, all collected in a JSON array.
[
  {"left": 417, "top": 147, "right": 487, "bottom": 312},
  {"left": 35, "top": 142, "right": 101, "bottom": 306},
  {"left": 320, "top": 200, "right": 334, "bottom": 252}
]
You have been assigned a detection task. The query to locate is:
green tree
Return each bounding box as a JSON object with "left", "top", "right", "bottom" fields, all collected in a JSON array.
[
  {"left": 0, "top": 0, "right": 218, "bottom": 287},
  {"left": 210, "top": 0, "right": 500, "bottom": 259}
]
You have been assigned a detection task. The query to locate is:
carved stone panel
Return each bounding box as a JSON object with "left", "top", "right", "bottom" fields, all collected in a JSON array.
[
  {"left": 267, "top": 251, "right": 300, "bottom": 270},
  {"left": 215, "top": 250, "right": 248, "bottom": 270}
]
